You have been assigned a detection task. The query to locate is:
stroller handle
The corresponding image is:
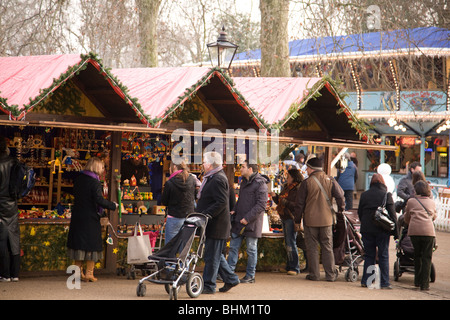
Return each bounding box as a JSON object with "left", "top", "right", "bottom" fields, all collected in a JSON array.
[{"left": 187, "top": 212, "right": 212, "bottom": 220}]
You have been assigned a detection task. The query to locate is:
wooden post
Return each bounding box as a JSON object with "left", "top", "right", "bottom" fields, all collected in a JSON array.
[
  {"left": 324, "top": 146, "right": 332, "bottom": 175},
  {"left": 105, "top": 131, "right": 122, "bottom": 273}
]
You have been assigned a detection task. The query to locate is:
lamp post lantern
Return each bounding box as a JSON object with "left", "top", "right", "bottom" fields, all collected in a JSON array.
[{"left": 206, "top": 26, "right": 238, "bottom": 70}]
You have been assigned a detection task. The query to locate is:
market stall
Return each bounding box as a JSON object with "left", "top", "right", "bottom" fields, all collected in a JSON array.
[
  {"left": 0, "top": 53, "right": 162, "bottom": 272},
  {"left": 1, "top": 54, "right": 395, "bottom": 274}
]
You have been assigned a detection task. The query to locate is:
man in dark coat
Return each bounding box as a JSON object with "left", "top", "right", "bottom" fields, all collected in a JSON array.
[
  {"left": 397, "top": 161, "right": 422, "bottom": 204},
  {"left": 0, "top": 136, "right": 20, "bottom": 282},
  {"left": 228, "top": 160, "right": 268, "bottom": 283},
  {"left": 196, "top": 151, "right": 239, "bottom": 294}
]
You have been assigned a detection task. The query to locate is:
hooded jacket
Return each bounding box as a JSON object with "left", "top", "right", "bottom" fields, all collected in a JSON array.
[
  {"left": 231, "top": 173, "right": 268, "bottom": 238},
  {"left": 161, "top": 174, "right": 197, "bottom": 219}
]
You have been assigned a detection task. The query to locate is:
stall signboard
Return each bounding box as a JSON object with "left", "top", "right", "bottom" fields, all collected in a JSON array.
[{"left": 400, "top": 137, "right": 416, "bottom": 146}]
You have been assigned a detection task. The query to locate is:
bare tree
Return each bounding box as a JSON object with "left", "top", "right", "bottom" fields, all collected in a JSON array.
[
  {"left": 136, "top": 0, "right": 162, "bottom": 67},
  {"left": 76, "top": 0, "right": 140, "bottom": 68},
  {"left": 0, "top": 0, "right": 71, "bottom": 56},
  {"left": 260, "top": 0, "right": 290, "bottom": 77}
]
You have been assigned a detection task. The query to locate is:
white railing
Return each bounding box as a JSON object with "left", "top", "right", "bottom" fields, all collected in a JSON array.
[{"left": 434, "top": 188, "right": 450, "bottom": 232}]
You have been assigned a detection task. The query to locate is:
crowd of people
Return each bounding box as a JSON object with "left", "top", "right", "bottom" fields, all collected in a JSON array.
[{"left": 0, "top": 136, "right": 438, "bottom": 292}]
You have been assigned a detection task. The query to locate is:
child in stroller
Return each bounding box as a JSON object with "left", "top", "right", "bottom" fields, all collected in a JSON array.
[
  {"left": 394, "top": 214, "right": 436, "bottom": 283},
  {"left": 136, "top": 213, "right": 210, "bottom": 300}
]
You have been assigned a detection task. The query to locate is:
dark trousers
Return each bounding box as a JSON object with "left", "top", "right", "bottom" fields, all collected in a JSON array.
[
  {"left": 202, "top": 238, "right": 239, "bottom": 293},
  {"left": 410, "top": 236, "right": 435, "bottom": 290},
  {"left": 0, "top": 223, "right": 20, "bottom": 279},
  {"left": 344, "top": 190, "right": 354, "bottom": 210},
  {"left": 361, "top": 232, "right": 390, "bottom": 287}
]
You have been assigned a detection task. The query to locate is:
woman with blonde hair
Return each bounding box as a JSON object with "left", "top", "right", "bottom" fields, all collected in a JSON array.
[{"left": 67, "top": 157, "right": 117, "bottom": 282}]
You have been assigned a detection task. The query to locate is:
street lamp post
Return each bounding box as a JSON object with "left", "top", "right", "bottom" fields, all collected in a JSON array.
[{"left": 206, "top": 26, "right": 238, "bottom": 70}]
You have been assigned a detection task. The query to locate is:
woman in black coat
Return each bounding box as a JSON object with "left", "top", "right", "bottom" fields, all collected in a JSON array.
[
  {"left": 67, "top": 157, "right": 117, "bottom": 282},
  {"left": 358, "top": 173, "right": 397, "bottom": 289}
]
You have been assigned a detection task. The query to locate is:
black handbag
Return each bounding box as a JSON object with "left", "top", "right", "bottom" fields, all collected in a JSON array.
[{"left": 373, "top": 193, "right": 395, "bottom": 232}]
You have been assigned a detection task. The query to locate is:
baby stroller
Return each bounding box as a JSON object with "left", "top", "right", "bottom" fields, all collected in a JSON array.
[
  {"left": 393, "top": 215, "right": 436, "bottom": 282},
  {"left": 333, "top": 211, "right": 365, "bottom": 282},
  {"left": 136, "top": 213, "right": 210, "bottom": 300}
]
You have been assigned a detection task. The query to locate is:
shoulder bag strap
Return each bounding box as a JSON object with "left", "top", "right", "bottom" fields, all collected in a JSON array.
[
  {"left": 311, "top": 176, "right": 332, "bottom": 208},
  {"left": 415, "top": 197, "right": 432, "bottom": 216},
  {"left": 311, "top": 176, "right": 337, "bottom": 224}
]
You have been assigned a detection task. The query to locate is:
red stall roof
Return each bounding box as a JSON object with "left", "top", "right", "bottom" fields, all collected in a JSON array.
[
  {"left": 233, "top": 77, "right": 322, "bottom": 125},
  {"left": 0, "top": 53, "right": 148, "bottom": 123},
  {"left": 112, "top": 67, "right": 265, "bottom": 129},
  {"left": 233, "top": 76, "right": 368, "bottom": 142}
]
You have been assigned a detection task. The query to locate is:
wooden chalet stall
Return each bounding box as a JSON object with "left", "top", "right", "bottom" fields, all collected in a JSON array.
[
  {"left": 0, "top": 53, "right": 164, "bottom": 273},
  {"left": 112, "top": 67, "right": 266, "bottom": 189},
  {"left": 233, "top": 76, "right": 396, "bottom": 171},
  {"left": 231, "top": 76, "right": 396, "bottom": 270}
]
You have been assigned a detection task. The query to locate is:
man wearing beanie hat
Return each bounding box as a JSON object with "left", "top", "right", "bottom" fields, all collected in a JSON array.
[{"left": 295, "top": 156, "right": 345, "bottom": 282}]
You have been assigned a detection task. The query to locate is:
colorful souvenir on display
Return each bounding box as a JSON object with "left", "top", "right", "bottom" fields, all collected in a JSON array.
[
  {"left": 138, "top": 206, "right": 147, "bottom": 215},
  {"left": 48, "top": 150, "right": 63, "bottom": 174},
  {"left": 62, "top": 148, "right": 82, "bottom": 171},
  {"left": 130, "top": 175, "right": 137, "bottom": 187},
  {"left": 135, "top": 192, "right": 143, "bottom": 201},
  {"left": 126, "top": 204, "right": 133, "bottom": 214},
  {"left": 64, "top": 208, "right": 72, "bottom": 219}
]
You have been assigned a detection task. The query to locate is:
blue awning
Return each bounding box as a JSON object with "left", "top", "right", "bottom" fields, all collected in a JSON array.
[{"left": 234, "top": 27, "right": 450, "bottom": 63}]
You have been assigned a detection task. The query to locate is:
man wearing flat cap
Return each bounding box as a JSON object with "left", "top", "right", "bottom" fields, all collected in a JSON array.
[{"left": 294, "top": 157, "right": 345, "bottom": 282}]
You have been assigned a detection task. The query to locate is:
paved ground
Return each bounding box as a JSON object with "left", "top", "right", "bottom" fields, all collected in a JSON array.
[{"left": 1, "top": 231, "right": 449, "bottom": 301}]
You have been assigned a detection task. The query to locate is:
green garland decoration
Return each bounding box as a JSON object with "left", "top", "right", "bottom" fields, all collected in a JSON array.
[
  {"left": 1, "top": 52, "right": 150, "bottom": 124},
  {"left": 154, "top": 67, "right": 270, "bottom": 130},
  {"left": 272, "top": 76, "right": 371, "bottom": 141}
]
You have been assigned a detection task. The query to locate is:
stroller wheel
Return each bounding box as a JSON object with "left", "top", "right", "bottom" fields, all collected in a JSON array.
[
  {"left": 186, "top": 272, "right": 204, "bottom": 298},
  {"left": 165, "top": 283, "right": 181, "bottom": 295},
  {"left": 136, "top": 283, "right": 146, "bottom": 297},
  {"left": 394, "top": 261, "right": 400, "bottom": 281},
  {"left": 169, "top": 285, "right": 179, "bottom": 300},
  {"left": 345, "top": 268, "right": 358, "bottom": 282}
]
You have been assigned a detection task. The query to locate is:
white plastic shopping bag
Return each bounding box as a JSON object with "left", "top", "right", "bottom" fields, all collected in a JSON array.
[{"left": 127, "top": 223, "right": 152, "bottom": 264}]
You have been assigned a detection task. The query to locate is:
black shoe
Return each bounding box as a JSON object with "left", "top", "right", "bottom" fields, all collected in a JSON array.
[
  {"left": 219, "top": 282, "right": 239, "bottom": 293},
  {"left": 202, "top": 288, "right": 215, "bottom": 294},
  {"left": 305, "top": 275, "right": 319, "bottom": 281},
  {"left": 240, "top": 276, "right": 255, "bottom": 283}
]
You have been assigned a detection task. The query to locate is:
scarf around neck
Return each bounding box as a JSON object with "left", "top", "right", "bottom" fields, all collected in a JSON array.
[
  {"left": 168, "top": 169, "right": 183, "bottom": 181},
  {"left": 197, "top": 166, "right": 223, "bottom": 200},
  {"left": 82, "top": 170, "right": 99, "bottom": 181}
]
